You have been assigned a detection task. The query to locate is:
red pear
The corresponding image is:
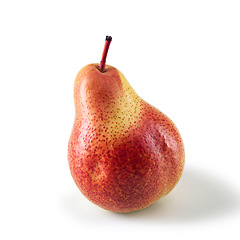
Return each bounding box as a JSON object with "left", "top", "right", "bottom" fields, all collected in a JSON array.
[{"left": 68, "top": 36, "right": 185, "bottom": 213}]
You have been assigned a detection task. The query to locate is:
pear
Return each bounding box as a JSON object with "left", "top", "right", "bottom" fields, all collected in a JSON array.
[{"left": 68, "top": 36, "right": 185, "bottom": 213}]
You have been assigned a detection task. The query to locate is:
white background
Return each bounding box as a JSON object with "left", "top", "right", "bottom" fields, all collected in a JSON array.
[{"left": 0, "top": 0, "right": 240, "bottom": 239}]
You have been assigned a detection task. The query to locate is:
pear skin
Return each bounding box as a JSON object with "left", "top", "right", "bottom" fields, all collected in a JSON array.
[{"left": 68, "top": 63, "right": 185, "bottom": 213}]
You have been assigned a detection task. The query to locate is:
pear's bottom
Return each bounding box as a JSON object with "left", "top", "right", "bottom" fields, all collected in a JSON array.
[{"left": 70, "top": 163, "right": 184, "bottom": 213}]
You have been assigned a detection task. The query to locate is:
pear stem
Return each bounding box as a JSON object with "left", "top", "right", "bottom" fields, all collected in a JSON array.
[{"left": 100, "top": 36, "right": 112, "bottom": 72}]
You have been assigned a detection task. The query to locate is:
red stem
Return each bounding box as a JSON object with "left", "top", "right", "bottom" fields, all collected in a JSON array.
[{"left": 100, "top": 36, "right": 112, "bottom": 72}]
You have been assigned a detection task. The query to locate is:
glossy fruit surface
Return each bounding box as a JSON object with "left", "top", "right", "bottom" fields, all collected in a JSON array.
[{"left": 68, "top": 61, "right": 185, "bottom": 213}]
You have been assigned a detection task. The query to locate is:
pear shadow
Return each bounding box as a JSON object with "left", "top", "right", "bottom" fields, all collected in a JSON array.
[
  {"left": 120, "top": 168, "right": 240, "bottom": 223},
  {"left": 62, "top": 168, "right": 240, "bottom": 224}
]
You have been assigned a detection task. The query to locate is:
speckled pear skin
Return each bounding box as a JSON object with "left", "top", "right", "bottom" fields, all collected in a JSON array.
[{"left": 68, "top": 63, "right": 185, "bottom": 213}]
